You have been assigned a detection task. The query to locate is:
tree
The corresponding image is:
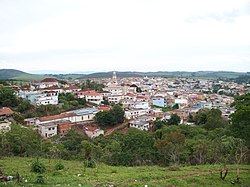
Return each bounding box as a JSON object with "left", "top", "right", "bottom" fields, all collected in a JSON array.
[
  {"left": 203, "top": 109, "right": 227, "bottom": 130},
  {"left": 194, "top": 109, "right": 228, "bottom": 130},
  {"left": 94, "top": 111, "right": 116, "bottom": 126},
  {"left": 82, "top": 140, "right": 94, "bottom": 160},
  {"left": 0, "top": 87, "right": 19, "bottom": 107},
  {"left": 187, "top": 114, "right": 195, "bottom": 122},
  {"left": 4, "top": 124, "right": 42, "bottom": 156},
  {"left": 221, "top": 136, "right": 248, "bottom": 181},
  {"left": 119, "top": 128, "right": 156, "bottom": 166},
  {"left": 168, "top": 114, "right": 181, "bottom": 125},
  {"left": 60, "top": 129, "right": 87, "bottom": 159},
  {"left": 230, "top": 93, "right": 250, "bottom": 146},
  {"left": 154, "top": 132, "right": 185, "bottom": 165},
  {"left": 153, "top": 120, "right": 164, "bottom": 131},
  {"left": 130, "top": 84, "right": 142, "bottom": 93},
  {"left": 194, "top": 110, "right": 209, "bottom": 125},
  {"left": 17, "top": 99, "right": 34, "bottom": 113},
  {"left": 94, "top": 105, "right": 124, "bottom": 126},
  {"left": 111, "top": 105, "right": 125, "bottom": 124}
]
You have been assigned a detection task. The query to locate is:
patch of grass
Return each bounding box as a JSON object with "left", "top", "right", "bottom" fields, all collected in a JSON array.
[{"left": 0, "top": 157, "right": 249, "bottom": 186}]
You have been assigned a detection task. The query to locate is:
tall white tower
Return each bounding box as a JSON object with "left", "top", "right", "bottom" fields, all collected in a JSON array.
[{"left": 112, "top": 71, "right": 117, "bottom": 83}]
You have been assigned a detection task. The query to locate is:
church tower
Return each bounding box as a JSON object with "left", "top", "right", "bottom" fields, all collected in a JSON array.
[{"left": 112, "top": 71, "right": 117, "bottom": 84}]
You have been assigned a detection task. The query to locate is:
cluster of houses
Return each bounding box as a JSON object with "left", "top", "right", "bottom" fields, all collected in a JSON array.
[{"left": 1, "top": 72, "right": 249, "bottom": 138}]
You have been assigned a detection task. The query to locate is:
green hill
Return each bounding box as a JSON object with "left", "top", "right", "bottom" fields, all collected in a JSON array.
[
  {"left": 0, "top": 69, "right": 44, "bottom": 81},
  {"left": 0, "top": 69, "right": 248, "bottom": 81},
  {"left": 0, "top": 157, "right": 249, "bottom": 186}
]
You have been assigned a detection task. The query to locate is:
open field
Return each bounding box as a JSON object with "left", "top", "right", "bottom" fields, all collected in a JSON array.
[{"left": 0, "top": 157, "right": 249, "bottom": 186}]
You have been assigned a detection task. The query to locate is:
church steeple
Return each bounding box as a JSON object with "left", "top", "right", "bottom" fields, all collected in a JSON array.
[{"left": 112, "top": 71, "right": 117, "bottom": 83}]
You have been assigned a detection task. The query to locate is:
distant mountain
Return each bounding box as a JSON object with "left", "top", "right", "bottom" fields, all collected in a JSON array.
[
  {"left": 78, "top": 72, "right": 144, "bottom": 79},
  {"left": 0, "top": 69, "right": 44, "bottom": 81},
  {"left": 0, "top": 69, "right": 248, "bottom": 81},
  {"left": 77, "top": 71, "right": 247, "bottom": 79}
]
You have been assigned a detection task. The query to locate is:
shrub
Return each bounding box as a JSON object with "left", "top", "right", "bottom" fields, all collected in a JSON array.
[
  {"left": 168, "top": 165, "right": 181, "bottom": 171},
  {"left": 35, "top": 174, "right": 45, "bottom": 184},
  {"left": 55, "top": 163, "right": 65, "bottom": 170},
  {"left": 31, "top": 159, "right": 46, "bottom": 173},
  {"left": 84, "top": 160, "right": 96, "bottom": 168}
]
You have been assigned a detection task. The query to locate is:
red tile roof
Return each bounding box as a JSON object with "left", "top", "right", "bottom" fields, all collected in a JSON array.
[
  {"left": 84, "top": 126, "right": 98, "bottom": 132},
  {"left": 126, "top": 93, "right": 136, "bottom": 97},
  {"left": 39, "top": 113, "right": 75, "bottom": 122},
  {"left": 0, "top": 107, "right": 14, "bottom": 116},
  {"left": 98, "top": 106, "right": 112, "bottom": 111}
]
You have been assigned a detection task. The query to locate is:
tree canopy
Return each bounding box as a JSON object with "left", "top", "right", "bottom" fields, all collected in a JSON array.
[
  {"left": 94, "top": 105, "right": 125, "bottom": 126},
  {"left": 230, "top": 93, "right": 250, "bottom": 146}
]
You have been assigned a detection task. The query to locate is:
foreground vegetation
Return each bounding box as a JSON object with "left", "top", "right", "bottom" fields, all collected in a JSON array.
[{"left": 0, "top": 157, "right": 249, "bottom": 187}]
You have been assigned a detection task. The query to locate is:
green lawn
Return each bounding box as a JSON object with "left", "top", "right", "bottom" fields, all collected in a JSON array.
[{"left": 0, "top": 157, "right": 249, "bottom": 186}]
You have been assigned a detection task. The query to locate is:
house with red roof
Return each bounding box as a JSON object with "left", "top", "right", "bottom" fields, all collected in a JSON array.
[
  {"left": 83, "top": 126, "right": 104, "bottom": 138},
  {"left": 0, "top": 107, "right": 14, "bottom": 118},
  {"left": 77, "top": 90, "right": 103, "bottom": 105},
  {"left": 39, "top": 78, "right": 59, "bottom": 89}
]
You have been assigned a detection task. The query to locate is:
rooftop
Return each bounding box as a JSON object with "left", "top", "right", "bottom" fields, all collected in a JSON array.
[
  {"left": 67, "top": 107, "right": 99, "bottom": 116},
  {"left": 0, "top": 107, "right": 14, "bottom": 116},
  {"left": 39, "top": 113, "right": 75, "bottom": 122}
]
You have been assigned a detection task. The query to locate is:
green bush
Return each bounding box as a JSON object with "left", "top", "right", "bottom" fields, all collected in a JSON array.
[
  {"left": 84, "top": 160, "right": 96, "bottom": 168},
  {"left": 31, "top": 159, "right": 46, "bottom": 173},
  {"left": 55, "top": 163, "right": 65, "bottom": 170},
  {"left": 35, "top": 174, "right": 45, "bottom": 184},
  {"left": 168, "top": 165, "right": 181, "bottom": 171}
]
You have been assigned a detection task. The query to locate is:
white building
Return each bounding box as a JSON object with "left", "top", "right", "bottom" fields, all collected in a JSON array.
[
  {"left": 19, "top": 91, "right": 58, "bottom": 106},
  {"left": 84, "top": 92, "right": 103, "bottom": 105},
  {"left": 0, "top": 121, "right": 11, "bottom": 132},
  {"left": 129, "top": 120, "right": 150, "bottom": 131},
  {"left": 35, "top": 94, "right": 58, "bottom": 105},
  {"left": 134, "top": 101, "right": 149, "bottom": 109},
  {"left": 84, "top": 126, "right": 104, "bottom": 138},
  {"left": 65, "top": 108, "right": 99, "bottom": 122},
  {"left": 125, "top": 109, "right": 150, "bottom": 119},
  {"left": 152, "top": 97, "right": 167, "bottom": 108},
  {"left": 103, "top": 85, "right": 124, "bottom": 96},
  {"left": 39, "top": 78, "right": 59, "bottom": 89},
  {"left": 108, "top": 95, "right": 123, "bottom": 104},
  {"left": 175, "top": 98, "right": 188, "bottom": 105},
  {"left": 38, "top": 123, "right": 57, "bottom": 138}
]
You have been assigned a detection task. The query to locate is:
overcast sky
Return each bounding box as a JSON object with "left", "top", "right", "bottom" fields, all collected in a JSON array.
[{"left": 0, "top": 0, "right": 250, "bottom": 73}]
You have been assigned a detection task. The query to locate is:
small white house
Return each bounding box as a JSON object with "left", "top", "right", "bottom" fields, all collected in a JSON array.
[
  {"left": 84, "top": 126, "right": 104, "bottom": 138},
  {"left": 108, "top": 95, "right": 123, "bottom": 104},
  {"left": 84, "top": 92, "right": 103, "bottom": 105},
  {"left": 125, "top": 109, "right": 150, "bottom": 119},
  {"left": 65, "top": 108, "right": 99, "bottom": 122},
  {"left": 38, "top": 123, "right": 57, "bottom": 138},
  {"left": 134, "top": 101, "right": 149, "bottom": 109},
  {"left": 152, "top": 97, "right": 167, "bottom": 108},
  {"left": 0, "top": 121, "right": 11, "bottom": 132},
  {"left": 129, "top": 120, "right": 150, "bottom": 131},
  {"left": 39, "top": 78, "right": 59, "bottom": 89}
]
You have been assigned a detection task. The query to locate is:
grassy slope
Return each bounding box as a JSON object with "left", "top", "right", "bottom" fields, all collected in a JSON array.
[
  {"left": 0, "top": 157, "right": 249, "bottom": 187},
  {"left": 13, "top": 74, "right": 44, "bottom": 81}
]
